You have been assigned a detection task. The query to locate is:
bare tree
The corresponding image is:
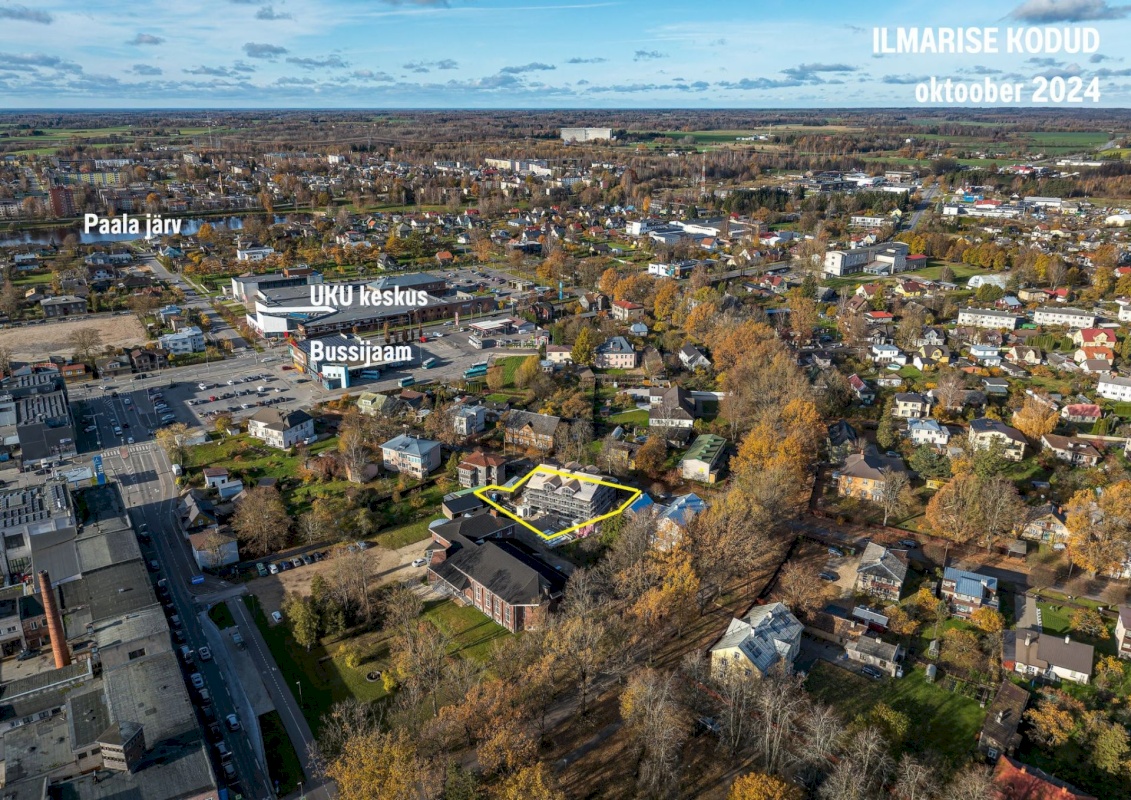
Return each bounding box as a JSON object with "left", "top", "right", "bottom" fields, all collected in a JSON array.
[
  {"left": 619, "top": 669, "right": 689, "bottom": 795},
  {"left": 232, "top": 485, "right": 291, "bottom": 555},
  {"left": 892, "top": 753, "right": 941, "bottom": 800},
  {"left": 946, "top": 764, "right": 996, "bottom": 800},
  {"left": 878, "top": 467, "right": 911, "bottom": 527},
  {"left": 67, "top": 327, "right": 102, "bottom": 366}
]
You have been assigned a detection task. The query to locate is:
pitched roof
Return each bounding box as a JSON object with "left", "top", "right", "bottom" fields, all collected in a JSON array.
[
  {"left": 992, "top": 756, "right": 1097, "bottom": 800},
  {"left": 980, "top": 681, "right": 1028, "bottom": 754},
  {"left": 857, "top": 542, "right": 909, "bottom": 584},
  {"left": 248, "top": 407, "right": 313, "bottom": 431},
  {"left": 841, "top": 451, "right": 908, "bottom": 482},
  {"left": 431, "top": 532, "right": 565, "bottom": 606},
  {"left": 381, "top": 433, "right": 441, "bottom": 458},
  {"left": 503, "top": 409, "right": 561, "bottom": 437},
  {"left": 710, "top": 602, "right": 803, "bottom": 675}
]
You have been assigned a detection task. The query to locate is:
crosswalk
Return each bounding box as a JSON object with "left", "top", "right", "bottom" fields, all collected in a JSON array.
[{"left": 102, "top": 444, "right": 153, "bottom": 457}]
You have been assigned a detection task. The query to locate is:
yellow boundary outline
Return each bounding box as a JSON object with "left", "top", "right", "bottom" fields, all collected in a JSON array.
[{"left": 473, "top": 465, "right": 642, "bottom": 543}]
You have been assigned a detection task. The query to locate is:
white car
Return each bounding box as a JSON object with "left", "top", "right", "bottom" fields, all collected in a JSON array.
[
  {"left": 127, "top": 437, "right": 135, "bottom": 444},
  {"left": 198, "top": 646, "right": 212, "bottom": 661},
  {"left": 226, "top": 713, "right": 241, "bottom": 731},
  {"left": 190, "top": 672, "right": 205, "bottom": 689},
  {"left": 271, "top": 611, "right": 283, "bottom": 624},
  {"left": 411, "top": 557, "right": 427, "bottom": 568}
]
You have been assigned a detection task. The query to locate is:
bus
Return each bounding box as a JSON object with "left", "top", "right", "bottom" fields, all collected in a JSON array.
[
  {"left": 421, "top": 357, "right": 437, "bottom": 369},
  {"left": 462, "top": 361, "right": 489, "bottom": 379},
  {"left": 359, "top": 370, "right": 383, "bottom": 380},
  {"left": 398, "top": 376, "right": 416, "bottom": 388}
]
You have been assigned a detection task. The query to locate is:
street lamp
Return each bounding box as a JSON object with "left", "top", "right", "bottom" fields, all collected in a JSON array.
[{"left": 295, "top": 680, "right": 303, "bottom": 706}]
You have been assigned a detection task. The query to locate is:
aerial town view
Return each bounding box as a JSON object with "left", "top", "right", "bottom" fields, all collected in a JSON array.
[{"left": 3, "top": 1, "right": 1131, "bottom": 800}]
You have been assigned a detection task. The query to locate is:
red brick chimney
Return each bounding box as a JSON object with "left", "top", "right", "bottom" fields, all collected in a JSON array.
[{"left": 38, "top": 570, "right": 71, "bottom": 669}]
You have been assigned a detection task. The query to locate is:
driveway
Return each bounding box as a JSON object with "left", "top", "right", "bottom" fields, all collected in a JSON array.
[{"left": 1015, "top": 592, "right": 1040, "bottom": 632}]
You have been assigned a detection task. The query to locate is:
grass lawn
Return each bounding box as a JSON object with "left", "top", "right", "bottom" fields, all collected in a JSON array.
[
  {"left": 374, "top": 516, "right": 440, "bottom": 550},
  {"left": 494, "top": 356, "right": 528, "bottom": 387},
  {"left": 184, "top": 433, "right": 338, "bottom": 480},
  {"left": 259, "top": 710, "right": 304, "bottom": 796},
  {"left": 608, "top": 408, "right": 649, "bottom": 427},
  {"left": 207, "top": 603, "right": 235, "bottom": 629},
  {"left": 423, "top": 598, "right": 510, "bottom": 663},
  {"left": 905, "top": 261, "right": 992, "bottom": 283},
  {"left": 805, "top": 661, "right": 985, "bottom": 764},
  {"left": 242, "top": 595, "right": 390, "bottom": 733},
  {"left": 1037, "top": 602, "right": 1117, "bottom": 656}
]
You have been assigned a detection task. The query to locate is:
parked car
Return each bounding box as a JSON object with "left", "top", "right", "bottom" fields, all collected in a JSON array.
[
  {"left": 291, "top": 556, "right": 303, "bottom": 568},
  {"left": 256, "top": 562, "right": 268, "bottom": 577},
  {"left": 899, "top": 539, "right": 918, "bottom": 549},
  {"left": 827, "top": 546, "right": 845, "bottom": 557},
  {"left": 190, "top": 673, "right": 205, "bottom": 689},
  {"left": 411, "top": 557, "right": 427, "bottom": 568},
  {"left": 818, "top": 571, "right": 838, "bottom": 581},
  {"left": 268, "top": 562, "right": 279, "bottom": 575},
  {"left": 198, "top": 646, "right": 212, "bottom": 661},
  {"left": 225, "top": 713, "right": 241, "bottom": 731},
  {"left": 861, "top": 665, "right": 884, "bottom": 680},
  {"left": 271, "top": 611, "right": 283, "bottom": 624}
]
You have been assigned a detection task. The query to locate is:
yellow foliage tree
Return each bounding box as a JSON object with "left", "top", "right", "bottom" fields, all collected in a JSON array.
[
  {"left": 653, "top": 279, "right": 681, "bottom": 321},
  {"left": 492, "top": 762, "right": 565, "bottom": 800},
  {"left": 683, "top": 301, "right": 718, "bottom": 340},
  {"left": 1012, "top": 396, "right": 1058, "bottom": 440},
  {"left": 1065, "top": 481, "right": 1131, "bottom": 575},
  {"left": 598, "top": 267, "right": 620, "bottom": 296},
  {"left": 325, "top": 728, "right": 423, "bottom": 800},
  {"left": 971, "top": 606, "right": 1005, "bottom": 633},
  {"left": 728, "top": 771, "right": 803, "bottom": 800}
]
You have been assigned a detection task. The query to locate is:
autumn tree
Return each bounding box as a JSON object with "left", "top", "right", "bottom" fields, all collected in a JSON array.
[
  {"left": 1012, "top": 395, "right": 1058, "bottom": 440},
  {"left": 1065, "top": 482, "right": 1131, "bottom": 576},
  {"left": 1025, "top": 696, "right": 1075, "bottom": 749},
  {"left": 787, "top": 289, "right": 818, "bottom": 342},
  {"left": 778, "top": 562, "right": 830, "bottom": 622},
  {"left": 570, "top": 325, "right": 597, "bottom": 366},
  {"left": 971, "top": 607, "right": 1005, "bottom": 634},
  {"left": 653, "top": 278, "right": 681, "bottom": 321},
  {"left": 1070, "top": 607, "right": 1109, "bottom": 639},
  {"left": 67, "top": 326, "right": 101, "bottom": 366},
  {"left": 155, "top": 422, "right": 189, "bottom": 467},
  {"left": 232, "top": 485, "right": 291, "bottom": 555},
  {"left": 620, "top": 669, "right": 690, "bottom": 795},
  {"left": 485, "top": 364, "right": 506, "bottom": 392},
  {"left": 492, "top": 762, "right": 565, "bottom": 800},
  {"left": 324, "top": 727, "right": 428, "bottom": 800},
  {"left": 878, "top": 467, "right": 911, "bottom": 526},
  {"left": 634, "top": 434, "right": 667, "bottom": 479},
  {"left": 598, "top": 267, "right": 620, "bottom": 296},
  {"left": 728, "top": 771, "right": 802, "bottom": 800},
  {"left": 515, "top": 354, "right": 541, "bottom": 389}
]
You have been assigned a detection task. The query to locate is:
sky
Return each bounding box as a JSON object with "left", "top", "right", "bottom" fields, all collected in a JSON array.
[{"left": 1, "top": 0, "right": 1131, "bottom": 108}]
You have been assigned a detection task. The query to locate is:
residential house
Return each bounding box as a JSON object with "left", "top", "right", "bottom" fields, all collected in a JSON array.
[
  {"left": 1060, "top": 403, "right": 1101, "bottom": 425},
  {"left": 545, "top": 344, "right": 573, "bottom": 365},
  {"left": 893, "top": 392, "right": 930, "bottom": 419},
  {"left": 855, "top": 543, "right": 909, "bottom": 602},
  {"left": 1006, "top": 345, "right": 1042, "bottom": 365},
  {"left": 991, "top": 756, "right": 1097, "bottom": 800},
  {"left": 837, "top": 451, "right": 909, "bottom": 501},
  {"left": 357, "top": 391, "right": 406, "bottom": 418},
  {"left": 847, "top": 374, "right": 875, "bottom": 405},
  {"left": 941, "top": 567, "right": 999, "bottom": 617},
  {"left": 1021, "top": 505, "right": 1070, "bottom": 545},
  {"left": 908, "top": 418, "right": 950, "bottom": 447},
  {"left": 679, "top": 344, "right": 711, "bottom": 370},
  {"left": 978, "top": 682, "right": 1029, "bottom": 761},
  {"left": 178, "top": 489, "right": 217, "bottom": 533},
  {"left": 188, "top": 530, "right": 239, "bottom": 570},
  {"left": 968, "top": 418, "right": 1027, "bottom": 461},
  {"left": 247, "top": 408, "right": 314, "bottom": 450},
  {"left": 709, "top": 603, "right": 803, "bottom": 679},
  {"left": 429, "top": 517, "right": 563, "bottom": 633},
  {"left": 594, "top": 336, "right": 638, "bottom": 369},
  {"left": 1074, "top": 346, "right": 1114, "bottom": 365},
  {"left": 845, "top": 635, "right": 904, "bottom": 677},
  {"left": 917, "top": 327, "right": 946, "bottom": 347},
  {"left": 970, "top": 343, "right": 1003, "bottom": 367},
  {"left": 871, "top": 343, "right": 905, "bottom": 365},
  {"left": 158, "top": 326, "right": 205, "bottom": 355},
  {"left": 827, "top": 419, "right": 859, "bottom": 455},
  {"left": 649, "top": 386, "right": 696, "bottom": 429},
  {"left": 680, "top": 434, "right": 727, "bottom": 484},
  {"left": 1072, "top": 328, "right": 1115, "bottom": 348},
  {"left": 1115, "top": 606, "right": 1131, "bottom": 660},
  {"left": 458, "top": 451, "right": 507, "bottom": 489},
  {"left": 129, "top": 348, "right": 167, "bottom": 372},
  {"left": 1097, "top": 376, "right": 1131, "bottom": 402},
  {"left": 982, "top": 377, "right": 1011, "bottom": 397},
  {"left": 1003, "top": 630, "right": 1094, "bottom": 684},
  {"left": 917, "top": 344, "right": 950, "bottom": 364},
  {"left": 650, "top": 493, "right": 707, "bottom": 550},
  {"left": 611, "top": 299, "right": 645, "bottom": 321},
  {"left": 452, "top": 405, "right": 486, "bottom": 437},
  {"left": 503, "top": 410, "right": 561, "bottom": 454},
  {"left": 1040, "top": 434, "right": 1101, "bottom": 467},
  {"left": 380, "top": 434, "right": 442, "bottom": 479}
]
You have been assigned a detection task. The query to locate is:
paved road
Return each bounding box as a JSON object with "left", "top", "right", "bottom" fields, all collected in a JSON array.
[
  {"left": 99, "top": 426, "right": 276, "bottom": 799},
  {"left": 907, "top": 184, "right": 939, "bottom": 231}
]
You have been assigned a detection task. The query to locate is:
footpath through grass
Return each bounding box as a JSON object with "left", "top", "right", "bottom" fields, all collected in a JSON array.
[
  {"left": 805, "top": 661, "right": 985, "bottom": 765},
  {"left": 259, "top": 710, "right": 304, "bottom": 796}
]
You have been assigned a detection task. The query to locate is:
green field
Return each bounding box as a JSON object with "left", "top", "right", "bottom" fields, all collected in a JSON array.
[
  {"left": 1037, "top": 602, "right": 1117, "bottom": 657},
  {"left": 805, "top": 661, "right": 985, "bottom": 764},
  {"left": 608, "top": 408, "right": 649, "bottom": 427},
  {"left": 373, "top": 516, "right": 439, "bottom": 550},
  {"left": 422, "top": 598, "right": 510, "bottom": 663}
]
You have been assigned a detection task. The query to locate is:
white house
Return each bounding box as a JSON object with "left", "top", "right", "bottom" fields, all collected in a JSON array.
[
  {"left": 1097, "top": 376, "right": 1131, "bottom": 402},
  {"left": 380, "top": 433, "right": 442, "bottom": 479},
  {"left": 969, "top": 344, "right": 1002, "bottom": 367},
  {"left": 453, "top": 405, "right": 486, "bottom": 437},
  {"left": 871, "top": 343, "right": 905, "bottom": 365},
  {"left": 236, "top": 245, "right": 276, "bottom": 262},
  {"left": 158, "top": 326, "right": 205, "bottom": 355},
  {"left": 956, "top": 308, "right": 1020, "bottom": 330},
  {"left": 247, "top": 408, "right": 315, "bottom": 450},
  {"left": 1005, "top": 630, "right": 1093, "bottom": 685},
  {"left": 188, "top": 530, "right": 239, "bottom": 570},
  {"left": 709, "top": 603, "right": 803, "bottom": 679},
  {"left": 908, "top": 419, "right": 950, "bottom": 447}
]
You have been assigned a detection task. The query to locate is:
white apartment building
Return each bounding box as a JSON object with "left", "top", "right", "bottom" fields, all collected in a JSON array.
[
  {"left": 957, "top": 308, "right": 1020, "bottom": 330},
  {"left": 823, "top": 242, "right": 909, "bottom": 277},
  {"left": 1032, "top": 307, "right": 1097, "bottom": 329},
  {"left": 1097, "top": 376, "right": 1131, "bottom": 402},
  {"left": 157, "top": 326, "right": 205, "bottom": 354}
]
